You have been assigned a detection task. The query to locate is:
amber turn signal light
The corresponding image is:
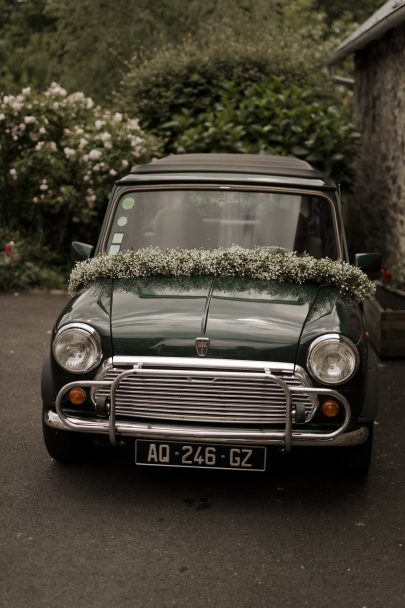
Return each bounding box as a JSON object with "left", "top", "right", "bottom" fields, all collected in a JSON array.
[
  {"left": 69, "top": 387, "right": 87, "bottom": 405},
  {"left": 321, "top": 400, "right": 340, "bottom": 418}
]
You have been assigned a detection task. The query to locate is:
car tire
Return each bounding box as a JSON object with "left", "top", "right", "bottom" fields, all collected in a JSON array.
[
  {"left": 334, "top": 422, "right": 374, "bottom": 476},
  {"left": 42, "top": 418, "right": 93, "bottom": 464}
]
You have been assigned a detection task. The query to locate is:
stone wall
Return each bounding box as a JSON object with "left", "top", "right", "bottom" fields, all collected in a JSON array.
[{"left": 350, "top": 25, "right": 405, "bottom": 269}]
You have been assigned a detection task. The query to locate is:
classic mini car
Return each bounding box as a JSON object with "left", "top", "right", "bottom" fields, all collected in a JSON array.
[{"left": 42, "top": 153, "right": 381, "bottom": 474}]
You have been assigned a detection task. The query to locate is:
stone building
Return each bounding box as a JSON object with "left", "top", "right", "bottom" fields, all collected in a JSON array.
[{"left": 326, "top": 0, "right": 405, "bottom": 268}]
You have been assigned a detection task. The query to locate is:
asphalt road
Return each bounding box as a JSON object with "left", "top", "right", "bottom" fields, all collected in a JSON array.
[{"left": 1, "top": 292, "right": 404, "bottom": 608}]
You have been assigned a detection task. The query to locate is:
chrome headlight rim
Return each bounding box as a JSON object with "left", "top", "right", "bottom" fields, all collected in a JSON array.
[
  {"left": 52, "top": 322, "right": 103, "bottom": 374},
  {"left": 307, "top": 333, "right": 360, "bottom": 385}
]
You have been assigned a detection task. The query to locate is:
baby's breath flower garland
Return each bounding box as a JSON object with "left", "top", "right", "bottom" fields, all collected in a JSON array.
[{"left": 68, "top": 247, "right": 375, "bottom": 302}]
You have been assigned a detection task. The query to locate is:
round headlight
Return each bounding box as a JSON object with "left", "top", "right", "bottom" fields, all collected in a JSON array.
[
  {"left": 307, "top": 334, "right": 359, "bottom": 385},
  {"left": 53, "top": 323, "right": 102, "bottom": 373}
]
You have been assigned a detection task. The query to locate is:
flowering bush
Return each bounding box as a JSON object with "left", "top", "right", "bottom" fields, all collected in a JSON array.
[
  {"left": 0, "top": 83, "right": 161, "bottom": 267},
  {"left": 69, "top": 247, "right": 376, "bottom": 303}
]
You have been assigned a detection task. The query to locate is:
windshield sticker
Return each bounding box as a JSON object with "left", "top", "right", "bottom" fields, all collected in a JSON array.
[
  {"left": 108, "top": 244, "right": 121, "bottom": 255},
  {"left": 112, "top": 232, "right": 124, "bottom": 245},
  {"left": 117, "top": 216, "right": 128, "bottom": 227},
  {"left": 122, "top": 196, "right": 135, "bottom": 210}
]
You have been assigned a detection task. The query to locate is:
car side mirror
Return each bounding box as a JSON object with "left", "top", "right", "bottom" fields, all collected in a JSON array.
[
  {"left": 354, "top": 252, "right": 382, "bottom": 280},
  {"left": 71, "top": 241, "right": 94, "bottom": 262}
]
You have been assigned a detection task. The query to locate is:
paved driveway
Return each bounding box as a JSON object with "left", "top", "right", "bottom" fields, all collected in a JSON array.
[{"left": 0, "top": 292, "right": 404, "bottom": 607}]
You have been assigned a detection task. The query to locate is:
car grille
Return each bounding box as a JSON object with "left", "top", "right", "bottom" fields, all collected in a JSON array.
[{"left": 93, "top": 364, "right": 317, "bottom": 425}]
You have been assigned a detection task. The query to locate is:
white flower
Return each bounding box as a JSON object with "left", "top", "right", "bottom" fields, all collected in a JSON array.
[
  {"left": 121, "top": 159, "right": 129, "bottom": 168},
  {"left": 64, "top": 147, "right": 75, "bottom": 158},
  {"left": 0, "top": 113, "right": 5, "bottom": 121},
  {"left": 89, "top": 149, "right": 102, "bottom": 160},
  {"left": 22, "top": 87, "right": 31, "bottom": 96},
  {"left": 100, "top": 131, "right": 111, "bottom": 143},
  {"left": 35, "top": 141, "right": 45, "bottom": 151},
  {"left": 68, "top": 92, "right": 85, "bottom": 103},
  {"left": 33, "top": 196, "right": 39, "bottom": 203},
  {"left": 9, "top": 168, "right": 17, "bottom": 179},
  {"left": 24, "top": 115, "right": 36, "bottom": 124},
  {"left": 86, "top": 98, "right": 94, "bottom": 109},
  {"left": 78, "top": 137, "right": 88, "bottom": 149},
  {"left": 95, "top": 120, "right": 105, "bottom": 130},
  {"left": 49, "top": 142, "right": 57, "bottom": 151},
  {"left": 46, "top": 82, "right": 67, "bottom": 97},
  {"left": 39, "top": 180, "right": 48, "bottom": 192},
  {"left": 127, "top": 118, "right": 140, "bottom": 131},
  {"left": 39, "top": 127, "right": 46, "bottom": 135},
  {"left": 113, "top": 112, "right": 123, "bottom": 123},
  {"left": 19, "top": 123, "right": 26, "bottom": 131},
  {"left": 109, "top": 169, "right": 117, "bottom": 176}
]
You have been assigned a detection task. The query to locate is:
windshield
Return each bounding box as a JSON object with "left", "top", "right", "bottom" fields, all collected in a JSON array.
[{"left": 105, "top": 188, "right": 339, "bottom": 259}]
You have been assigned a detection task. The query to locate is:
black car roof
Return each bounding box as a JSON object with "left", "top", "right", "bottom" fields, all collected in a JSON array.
[
  {"left": 132, "top": 153, "right": 325, "bottom": 178},
  {"left": 117, "top": 154, "right": 336, "bottom": 189}
]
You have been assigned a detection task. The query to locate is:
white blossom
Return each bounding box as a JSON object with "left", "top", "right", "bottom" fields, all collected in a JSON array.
[
  {"left": 39, "top": 179, "right": 48, "bottom": 192},
  {"left": 113, "top": 112, "right": 123, "bottom": 123},
  {"left": 0, "top": 113, "right": 5, "bottom": 121},
  {"left": 68, "top": 247, "right": 376, "bottom": 302},
  {"left": 95, "top": 120, "right": 105, "bottom": 130},
  {"left": 89, "top": 149, "right": 102, "bottom": 160},
  {"left": 46, "top": 82, "right": 67, "bottom": 97},
  {"left": 109, "top": 169, "right": 117, "bottom": 176},
  {"left": 121, "top": 159, "right": 129, "bottom": 168},
  {"left": 9, "top": 168, "right": 17, "bottom": 179},
  {"left": 64, "top": 147, "right": 75, "bottom": 158},
  {"left": 24, "top": 115, "right": 36, "bottom": 124}
]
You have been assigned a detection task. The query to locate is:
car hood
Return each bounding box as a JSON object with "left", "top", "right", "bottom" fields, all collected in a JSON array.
[{"left": 110, "top": 277, "right": 322, "bottom": 363}]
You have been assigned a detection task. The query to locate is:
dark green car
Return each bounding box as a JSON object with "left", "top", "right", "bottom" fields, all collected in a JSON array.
[{"left": 42, "top": 154, "right": 380, "bottom": 474}]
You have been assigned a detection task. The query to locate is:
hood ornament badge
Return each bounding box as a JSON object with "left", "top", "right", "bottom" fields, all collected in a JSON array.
[{"left": 195, "top": 337, "right": 210, "bottom": 357}]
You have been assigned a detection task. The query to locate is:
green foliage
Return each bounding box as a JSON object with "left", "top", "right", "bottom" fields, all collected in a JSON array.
[
  {"left": 0, "top": 0, "right": 380, "bottom": 101},
  {"left": 171, "top": 78, "right": 358, "bottom": 186},
  {"left": 314, "top": 0, "right": 382, "bottom": 27},
  {"left": 0, "top": 84, "right": 161, "bottom": 278},
  {"left": 0, "top": 228, "right": 67, "bottom": 291},
  {"left": 119, "top": 24, "right": 357, "bottom": 185},
  {"left": 118, "top": 21, "right": 342, "bottom": 150},
  {"left": 0, "top": 0, "right": 56, "bottom": 94}
]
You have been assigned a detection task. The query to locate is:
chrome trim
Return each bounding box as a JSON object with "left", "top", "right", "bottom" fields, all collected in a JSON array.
[
  {"left": 94, "top": 355, "right": 311, "bottom": 373},
  {"left": 307, "top": 333, "right": 360, "bottom": 385},
  {"left": 45, "top": 409, "right": 365, "bottom": 447},
  {"left": 90, "top": 356, "right": 318, "bottom": 425},
  {"left": 52, "top": 322, "right": 103, "bottom": 374},
  {"left": 100, "top": 184, "right": 342, "bottom": 260},
  {"left": 53, "top": 363, "right": 351, "bottom": 450}
]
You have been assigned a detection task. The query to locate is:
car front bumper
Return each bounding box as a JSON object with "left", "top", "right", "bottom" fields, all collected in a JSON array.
[{"left": 44, "top": 357, "right": 368, "bottom": 450}]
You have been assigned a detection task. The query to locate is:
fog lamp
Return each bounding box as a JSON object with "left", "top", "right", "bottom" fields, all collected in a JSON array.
[
  {"left": 321, "top": 400, "right": 340, "bottom": 418},
  {"left": 69, "top": 387, "right": 87, "bottom": 405}
]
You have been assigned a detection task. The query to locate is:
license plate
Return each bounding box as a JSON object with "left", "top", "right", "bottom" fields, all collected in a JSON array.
[{"left": 135, "top": 440, "right": 266, "bottom": 471}]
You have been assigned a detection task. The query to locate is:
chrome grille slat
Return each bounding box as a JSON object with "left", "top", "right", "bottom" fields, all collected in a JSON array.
[{"left": 93, "top": 363, "right": 317, "bottom": 425}]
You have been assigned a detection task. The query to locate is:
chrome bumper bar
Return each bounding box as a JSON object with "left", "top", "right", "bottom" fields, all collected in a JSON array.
[
  {"left": 45, "top": 409, "right": 368, "bottom": 447},
  {"left": 48, "top": 366, "right": 361, "bottom": 450}
]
